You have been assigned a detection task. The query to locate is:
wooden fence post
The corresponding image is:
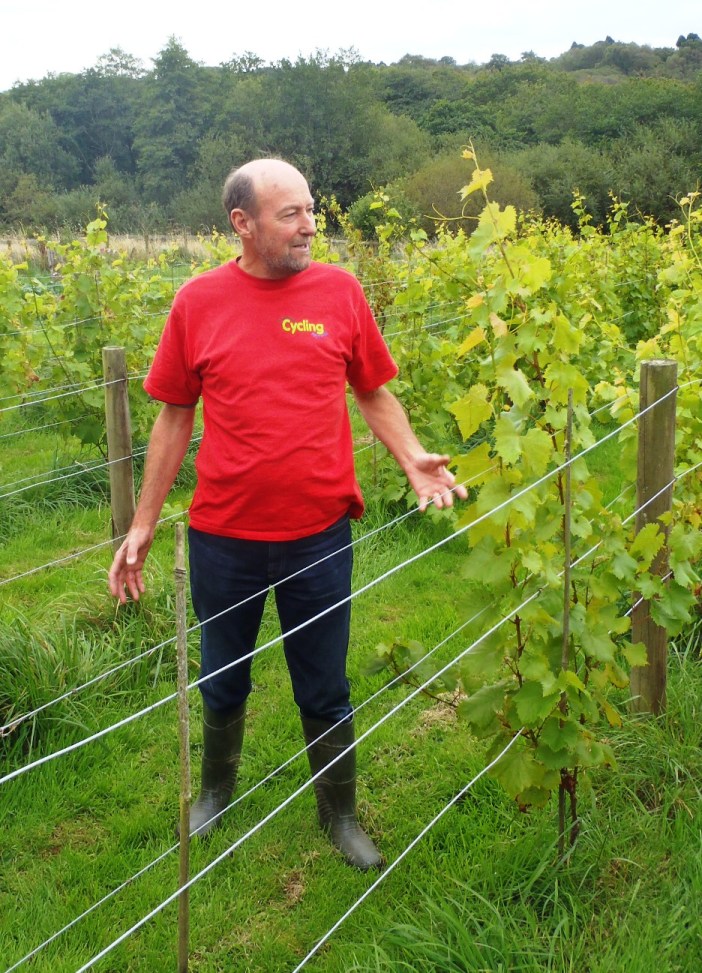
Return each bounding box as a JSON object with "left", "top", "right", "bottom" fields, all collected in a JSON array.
[
  {"left": 102, "top": 346, "right": 135, "bottom": 552},
  {"left": 630, "top": 359, "right": 678, "bottom": 715},
  {"left": 175, "top": 522, "right": 191, "bottom": 972}
]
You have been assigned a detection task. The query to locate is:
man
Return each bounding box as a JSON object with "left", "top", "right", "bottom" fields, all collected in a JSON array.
[{"left": 108, "top": 159, "right": 465, "bottom": 871}]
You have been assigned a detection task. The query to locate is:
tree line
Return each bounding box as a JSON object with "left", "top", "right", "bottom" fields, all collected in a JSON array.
[{"left": 1, "top": 34, "right": 701, "bottom": 236}]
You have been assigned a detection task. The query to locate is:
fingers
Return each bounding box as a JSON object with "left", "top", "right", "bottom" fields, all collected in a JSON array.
[
  {"left": 418, "top": 486, "right": 457, "bottom": 511},
  {"left": 124, "top": 566, "right": 145, "bottom": 603},
  {"left": 454, "top": 481, "right": 469, "bottom": 501},
  {"left": 108, "top": 535, "right": 148, "bottom": 603},
  {"left": 413, "top": 459, "right": 468, "bottom": 511}
]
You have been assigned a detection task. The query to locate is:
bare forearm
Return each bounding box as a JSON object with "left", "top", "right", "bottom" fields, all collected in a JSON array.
[
  {"left": 353, "top": 385, "right": 466, "bottom": 510},
  {"left": 352, "top": 386, "right": 422, "bottom": 469},
  {"left": 108, "top": 403, "right": 195, "bottom": 602},
  {"left": 132, "top": 403, "right": 196, "bottom": 533}
]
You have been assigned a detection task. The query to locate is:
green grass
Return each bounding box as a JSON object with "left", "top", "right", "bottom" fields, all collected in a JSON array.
[
  {"left": 342, "top": 655, "right": 702, "bottom": 973},
  {"left": 4, "top": 656, "right": 699, "bottom": 972},
  {"left": 1, "top": 422, "right": 700, "bottom": 972}
]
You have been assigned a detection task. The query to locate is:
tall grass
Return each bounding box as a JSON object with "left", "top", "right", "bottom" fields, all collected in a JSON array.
[
  {"left": 1, "top": 411, "right": 700, "bottom": 971},
  {"left": 342, "top": 647, "right": 702, "bottom": 973},
  {"left": 1, "top": 507, "right": 700, "bottom": 971}
]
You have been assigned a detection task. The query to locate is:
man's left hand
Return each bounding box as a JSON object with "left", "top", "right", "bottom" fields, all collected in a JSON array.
[{"left": 405, "top": 452, "right": 468, "bottom": 511}]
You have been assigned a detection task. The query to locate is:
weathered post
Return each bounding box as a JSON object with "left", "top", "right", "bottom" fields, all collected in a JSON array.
[
  {"left": 175, "top": 523, "right": 191, "bottom": 972},
  {"left": 559, "top": 390, "right": 576, "bottom": 857},
  {"left": 102, "top": 346, "right": 135, "bottom": 552},
  {"left": 630, "top": 360, "right": 678, "bottom": 715}
]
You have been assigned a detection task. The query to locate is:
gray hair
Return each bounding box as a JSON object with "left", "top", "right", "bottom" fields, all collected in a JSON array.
[{"left": 222, "top": 167, "right": 257, "bottom": 219}]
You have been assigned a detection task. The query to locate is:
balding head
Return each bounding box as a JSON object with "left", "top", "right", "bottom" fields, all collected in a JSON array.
[
  {"left": 223, "top": 158, "right": 316, "bottom": 278},
  {"left": 222, "top": 159, "right": 309, "bottom": 225}
]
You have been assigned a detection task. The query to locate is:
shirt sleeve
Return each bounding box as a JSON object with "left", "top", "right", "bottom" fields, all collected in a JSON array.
[
  {"left": 143, "top": 297, "right": 202, "bottom": 406},
  {"left": 345, "top": 283, "right": 398, "bottom": 393}
]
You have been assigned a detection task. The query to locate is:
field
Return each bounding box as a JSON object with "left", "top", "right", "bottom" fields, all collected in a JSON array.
[{"left": 1, "top": 188, "right": 701, "bottom": 971}]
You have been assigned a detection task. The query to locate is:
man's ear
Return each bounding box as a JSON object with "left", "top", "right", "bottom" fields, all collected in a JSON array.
[{"left": 230, "top": 208, "right": 253, "bottom": 237}]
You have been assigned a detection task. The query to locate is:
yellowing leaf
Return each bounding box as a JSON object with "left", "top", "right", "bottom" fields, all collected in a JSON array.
[
  {"left": 503, "top": 244, "right": 552, "bottom": 293},
  {"left": 459, "top": 167, "right": 493, "bottom": 199},
  {"left": 553, "top": 314, "right": 583, "bottom": 355},
  {"left": 557, "top": 669, "right": 587, "bottom": 693},
  {"left": 600, "top": 698, "right": 623, "bottom": 728},
  {"left": 483, "top": 202, "right": 517, "bottom": 237},
  {"left": 521, "top": 427, "right": 553, "bottom": 477},
  {"left": 468, "top": 203, "right": 517, "bottom": 255},
  {"left": 630, "top": 522, "right": 664, "bottom": 568},
  {"left": 466, "top": 293, "right": 484, "bottom": 309},
  {"left": 489, "top": 312, "right": 508, "bottom": 338},
  {"left": 450, "top": 385, "right": 493, "bottom": 440},
  {"left": 635, "top": 337, "right": 661, "bottom": 362},
  {"left": 543, "top": 361, "right": 589, "bottom": 405},
  {"left": 456, "top": 500, "right": 504, "bottom": 542},
  {"left": 623, "top": 641, "right": 648, "bottom": 668},
  {"left": 451, "top": 443, "right": 496, "bottom": 488},
  {"left": 457, "top": 325, "right": 486, "bottom": 356}
]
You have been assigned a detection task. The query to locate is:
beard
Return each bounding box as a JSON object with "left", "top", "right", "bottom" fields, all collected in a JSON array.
[{"left": 256, "top": 238, "right": 312, "bottom": 277}]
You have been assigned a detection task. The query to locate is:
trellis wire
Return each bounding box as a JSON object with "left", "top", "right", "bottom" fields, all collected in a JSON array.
[
  {"left": 0, "top": 388, "right": 680, "bottom": 783},
  {"left": 0, "top": 414, "right": 92, "bottom": 440},
  {"left": 0, "top": 378, "right": 118, "bottom": 414},
  {"left": 4, "top": 600, "right": 493, "bottom": 972},
  {"left": 0, "top": 420, "right": 390, "bottom": 498},
  {"left": 71, "top": 581, "right": 544, "bottom": 973},
  {"left": 0, "top": 449, "right": 147, "bottom": 499},
  {"left": 0, "top": 371, "right": 149, "bottom": 411},
  {"left": 2, "top": 308, "right": 168, "bottom": 339},
  {"left": 0, "top": 508, "right": 187, "bottom": 590},
  {"left": 5, "top": 421, "right": 698, "bottom": 970},
  {"left": 291, "top": 733, "right": 523, "bottom": 973}
]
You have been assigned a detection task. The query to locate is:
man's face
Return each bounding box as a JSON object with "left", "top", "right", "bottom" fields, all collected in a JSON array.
[{"left": 239, "top": 168, "right": 316, "bottom": 279}]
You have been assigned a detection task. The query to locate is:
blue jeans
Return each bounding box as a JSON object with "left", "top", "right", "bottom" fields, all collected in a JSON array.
[{"left": 188, "top": 516, "right": 353, "bottom": 722}]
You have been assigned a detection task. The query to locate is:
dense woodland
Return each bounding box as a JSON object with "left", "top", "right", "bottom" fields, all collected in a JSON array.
[{"left": 1, "top": 33, "right": 702, "bottom": 236}]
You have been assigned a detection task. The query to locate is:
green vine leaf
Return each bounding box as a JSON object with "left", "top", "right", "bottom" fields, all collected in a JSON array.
[{"left": 450, "top": 384, "right": 492, "bottom": 439}]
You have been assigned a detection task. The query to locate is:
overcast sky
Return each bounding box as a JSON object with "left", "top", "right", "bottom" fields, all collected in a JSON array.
[{"left": 0, "top": 0, "right": 698, "bottom": 92}]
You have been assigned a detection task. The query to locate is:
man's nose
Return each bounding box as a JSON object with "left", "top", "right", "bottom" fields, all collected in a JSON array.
[{"left": 300, "top": 212, "right": 316, "bottom": 235}]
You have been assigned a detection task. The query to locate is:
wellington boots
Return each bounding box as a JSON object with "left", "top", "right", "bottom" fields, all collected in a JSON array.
[
  {"left": 183, "top": 702, "right": 246, "bottom": 839},
  {"left": 301, "top": 715, "right": 382, "bottom": 871}
]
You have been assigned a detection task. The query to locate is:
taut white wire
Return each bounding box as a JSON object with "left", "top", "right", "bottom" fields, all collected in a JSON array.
[
  {"left": 0, "top": 415, "right": 91, "bottom": 440},
  {"left": 0, "top": 379, "right": 118, "bottom": 414},
  {"left": 0, "top": 508, "right": 190, "bottom": 592},
  {"left": 0, "top": 491, "right": 437, "bottom": 733},
  {"left": 4, "top": 604, "right": 491, "bottom": 971},
  {"left": 291, "top": 733, "right": 522, "bottom": 973},
  {"left": 72, "top": 584, "right": 539, "bottom": 972},
  {"left": 0, "top": 450, "right": 147, "bottom": 499},
  {"left": 1, "top": 390, "right": 677, "bottom": 782}
]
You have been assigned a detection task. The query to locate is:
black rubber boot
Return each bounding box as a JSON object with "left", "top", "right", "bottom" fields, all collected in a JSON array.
[
  {"left": 183, "top": 701, "right": 246, "bottom": 838},
  {"left": 301, "top": 715, "right": 382, "bottom": 871}
]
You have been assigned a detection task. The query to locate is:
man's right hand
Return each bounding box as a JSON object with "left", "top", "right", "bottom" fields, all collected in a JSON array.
[
  {"left": 108, "top": 527, "right": 154, "bottom": 604},
  {"left": 107, "top": 402, "right": 196, "bottom": 605}
]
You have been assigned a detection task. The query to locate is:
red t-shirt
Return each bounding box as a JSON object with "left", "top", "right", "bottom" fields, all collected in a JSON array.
[{"left": 144, "top": 260, "right": 398, "bottom": 541}]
